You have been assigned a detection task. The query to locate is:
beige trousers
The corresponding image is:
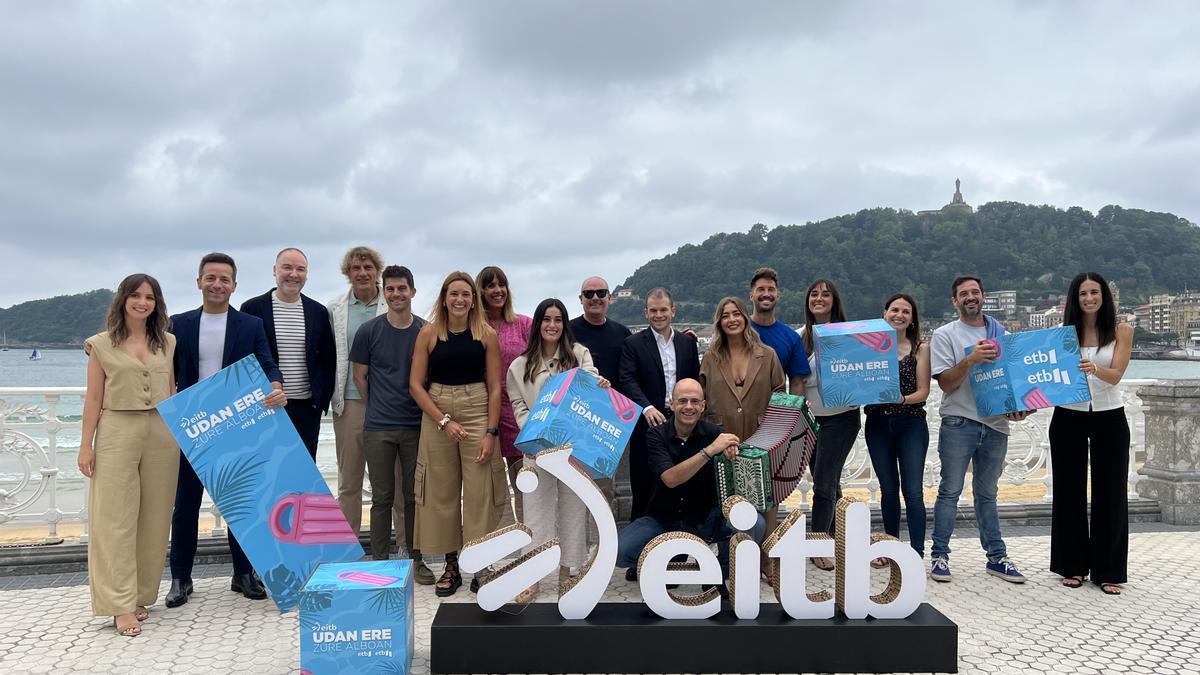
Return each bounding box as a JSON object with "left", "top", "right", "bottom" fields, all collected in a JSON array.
[
  {"left": 88, "top": 409, "right": 179, "bottom": 616},
  {"left": 415, "top": 383, "right": 507, "bottom": 554},
  {"left": 333, "top": 398, "right": 404, "bottom": 543},
  {"left": 521, "top": 456, "right": 589, "bottom": 568}
]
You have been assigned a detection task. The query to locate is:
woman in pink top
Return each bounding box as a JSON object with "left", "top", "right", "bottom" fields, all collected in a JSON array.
[{"left": 477, "top": 266, "right": 533, "bottom": 522}]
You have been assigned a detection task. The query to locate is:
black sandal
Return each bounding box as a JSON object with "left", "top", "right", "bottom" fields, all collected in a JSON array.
[
  {"left": 1099, "top": 583, "right": 1122, "bottom": 595},
  {"left": 435, "top": 555, "right": 462, "bottom": 597},
  {"left": 1061, "top": 576, "right": 1084, "bottom": 589}
]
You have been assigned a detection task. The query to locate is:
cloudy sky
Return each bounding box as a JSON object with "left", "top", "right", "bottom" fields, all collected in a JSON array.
[{"left": 2, "top": 1, "right": 1198, "bottom": 316}]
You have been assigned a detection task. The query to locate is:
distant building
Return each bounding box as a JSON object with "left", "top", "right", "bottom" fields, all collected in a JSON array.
[
  {"left": 1133, "top": 303, "right": 1150, "bottom": 329},
  {"left": 1029, "top": 307, "right": 1063, "bottom": 329},
  {"left": 1170, "top": 292, "right": 1200, "bottom": 341},
  {"left": 615, "top": 287, "right": 634, "bottom": 299},
  {"left": 1148, "top": 294, "right": 1175, "bottom": 333},
  {"left": 983, "top": 290, "right": 1018, "bottom": 318},
  {"left": 918, "top": 178, "right": 974, "bottom": 217},
  {"left": 1108, "top": 281, "right": 1120, "bottom": 309}
]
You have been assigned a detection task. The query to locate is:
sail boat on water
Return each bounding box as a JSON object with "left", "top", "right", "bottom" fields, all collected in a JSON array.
[
  {"left": 29, "top": 348, "right": 42, "bottom": 361},
  {"left": 1, "top": 331, "right": 8, "bottom": 351}
]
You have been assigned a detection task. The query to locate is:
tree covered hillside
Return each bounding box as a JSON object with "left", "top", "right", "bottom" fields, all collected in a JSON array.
[
  {"left": 608, "top": 203, "right": 1199, "bottom": 325},
  {"left": 0, "top": 289, "right": 113, "bottom": 347}
]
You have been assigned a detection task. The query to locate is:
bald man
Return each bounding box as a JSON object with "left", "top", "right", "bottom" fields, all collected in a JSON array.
[
  {"left": 570, "top": 276, "right": 631, "bottom": 383},
  {"left": 615, "top": 379, "right": 766, "bottom": 597}
]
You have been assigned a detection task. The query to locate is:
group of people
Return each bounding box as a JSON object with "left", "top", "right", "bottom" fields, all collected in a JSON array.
[{"left": 77, "top": 247, "right": 1132, "bottom": 637}]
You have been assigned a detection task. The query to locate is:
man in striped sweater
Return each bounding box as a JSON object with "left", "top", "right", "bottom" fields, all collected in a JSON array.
[{"left": 240, "top": 247, "right": 337, "bottom": 459}]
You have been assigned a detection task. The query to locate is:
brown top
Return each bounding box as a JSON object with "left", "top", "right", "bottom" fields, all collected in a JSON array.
[
  {"left": 698, "top": 344, "right": 786, "bottom": 441},
  {"left": 84, "top": 331, "right": 176, "bottom": 411}
]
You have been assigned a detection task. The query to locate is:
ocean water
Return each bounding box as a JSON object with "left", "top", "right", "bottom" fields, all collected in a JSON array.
[{"left": 1, "top": 348, "right": 1197, "bottom": 507}]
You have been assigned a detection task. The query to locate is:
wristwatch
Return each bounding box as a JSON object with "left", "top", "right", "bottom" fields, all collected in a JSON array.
[
  {"left": 438, "top": 414, "right": 452, "bottom": 430},
  {"left": 486, "top": 427, "right": 500, "bottom": 437}
]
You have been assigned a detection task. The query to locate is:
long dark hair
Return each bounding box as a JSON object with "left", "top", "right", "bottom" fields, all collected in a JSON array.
[
  {"left": 802, "top": 278, "right": 847, "bottom": 353},
  {"left": 520, "top": 298, "right": 579, "bottom": 383},
  {"left": 883, "top": 293, "right": 922, "bottom": 354},
  {"left": 106, "top": 273, "right": 170, "bottom": 353},
  {"left": 1063, "top": 271, "right": 1116, "bottom": 348}
]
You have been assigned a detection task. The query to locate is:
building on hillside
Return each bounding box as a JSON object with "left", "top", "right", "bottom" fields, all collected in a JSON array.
[
  {"left": 615, "top": 287, "right": 634, "bottom": 299},
  {"left": 1148, "top": 294, "right": 1175, "bottom": 333},
  {"left": 1117, "top": 312, "right": 1137, "bottom": 325},
  {"left": 918, "top": 178, "right": 974, "bottom": 217},
  {"left": 1133, "top": 303, "right": 1150, "bottom": 329},
  {"left": 1188, "top": 320, "right": 1200, "bottom": 350},
  {"left": 1108, "top": 281, "right": 1120, "bottom": 309},
  {"left": 1169, "top": 292, "right": 1200, "bottom": 341},
  {"left": 1029, "top": 307, "right": 1063, "bottom": 329},
  {"left": 983, "top": 290, "right": 1018, "bottom": 319}
]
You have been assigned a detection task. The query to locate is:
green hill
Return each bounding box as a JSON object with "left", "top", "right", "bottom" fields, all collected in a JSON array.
[
  {"left": 0, "top": 289, "right": 114, "bottom": 347},
  {"left": 608, "top": 202, "right": 1199, "bottom": 324}
]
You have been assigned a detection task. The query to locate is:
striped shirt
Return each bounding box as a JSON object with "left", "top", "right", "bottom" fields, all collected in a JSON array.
[{"left": 272, "top": 293, "right": 310, "bottom": 399}]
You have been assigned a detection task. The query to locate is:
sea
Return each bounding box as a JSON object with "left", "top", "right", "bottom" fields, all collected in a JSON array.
[{"left": 1, "top": 348, "right": 1198, "bottom": 517}]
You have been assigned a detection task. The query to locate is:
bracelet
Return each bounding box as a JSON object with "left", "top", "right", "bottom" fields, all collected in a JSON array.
[{"left": 437, "top": 414, "right": 452, "bottom": 430}]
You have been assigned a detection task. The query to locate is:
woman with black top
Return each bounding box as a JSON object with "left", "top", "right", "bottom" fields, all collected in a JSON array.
[
  {"left": 411, "top": 271, "right": 505, "bottom": 596},
  {"left": 864, "top": 293, "right": 931, "bottom": 562}
]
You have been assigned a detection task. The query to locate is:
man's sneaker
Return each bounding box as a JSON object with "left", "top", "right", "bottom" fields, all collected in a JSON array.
[
  {"left": 986, "top": 558, "right": 1026, "bottom": 583},
  {"left": 930, "top": 556, "right": 952, "bottom": 582}
]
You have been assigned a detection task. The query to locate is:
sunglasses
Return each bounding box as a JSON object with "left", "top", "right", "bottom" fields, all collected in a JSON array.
[{"left": 581, "top": 289, "right": 609, "bottom": 299}]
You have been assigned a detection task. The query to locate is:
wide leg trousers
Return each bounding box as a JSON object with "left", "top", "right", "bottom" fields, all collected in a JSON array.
[
  {"left": 1049, "top": 406, "right": 1129, "bottom": 584},
  {"left": 88, "top": 410, "right": 179, "bottom": 616},
  {"left": 414, "top": 383, "right": 507, "bottom": 554}
]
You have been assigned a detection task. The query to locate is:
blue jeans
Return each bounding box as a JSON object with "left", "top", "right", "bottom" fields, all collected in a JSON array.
[
  {"left": 865, "top": 413, "right": 929, "bottom": 556},
  {"left": 617, "top": 507, "right": 768, "bottom": 580},
  {"left": 810, "top": 409, "right": 862, "bottom": 535},
  {"left": 930, "top": 415, "right": 1008, "bottom": 562}
]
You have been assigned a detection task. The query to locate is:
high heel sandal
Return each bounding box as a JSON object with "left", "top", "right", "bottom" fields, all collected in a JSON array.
[
  {"left": 435, "top": 557, "right": 462, "bottom": 597},
  {"left": 113, "top": 616, "right": 141, "bottom": 637},
  {"left": 134, "top": 606, "right": 150, "bottom": 621}
]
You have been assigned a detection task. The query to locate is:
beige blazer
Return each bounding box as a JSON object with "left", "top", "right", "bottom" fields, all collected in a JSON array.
[
  {"left": 699, "top": 343, "right": 785, "bottom": 441},
  {"left": 507, "top": 343, "right": 598, "bottom": 428}
]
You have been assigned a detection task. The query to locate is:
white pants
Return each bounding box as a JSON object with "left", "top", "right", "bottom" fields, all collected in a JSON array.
[{"left": 521, "top": 456, "right": 589, "bottom": 569}]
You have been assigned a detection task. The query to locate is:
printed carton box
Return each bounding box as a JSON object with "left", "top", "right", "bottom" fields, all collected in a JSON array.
[
  {"left": 814, "top": 319, "right": 900, "bottom": 407},
  {"left": 515, "top": 368, "right": 641, "bottom": 479},
  {"left": 300, "top": 560, "right": 414, "bottom": 675},
  {"left": 966, "top": 326, "right": 1092, "bottom": 416}
]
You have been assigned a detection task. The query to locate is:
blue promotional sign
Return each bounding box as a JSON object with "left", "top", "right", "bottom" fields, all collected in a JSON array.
[
  {"left": 514, "top": 368, "right": 641, "bottom": 479},
  {"left": 300, "top": 560, "right": 414, "bottom": 675},
  {"left": 814, "top": 319, "right": 901, "bottom": 406},
  {"left": 966, "top": 326, "right": 1092, "bottom": 416},
  {"left": 156, "top": 355, "right": 365, "bottom": 612}
]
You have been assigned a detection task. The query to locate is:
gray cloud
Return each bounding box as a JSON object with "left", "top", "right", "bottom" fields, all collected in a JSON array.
[{"left": 1, "top": 0, "right": 1198, "bottom": 317}]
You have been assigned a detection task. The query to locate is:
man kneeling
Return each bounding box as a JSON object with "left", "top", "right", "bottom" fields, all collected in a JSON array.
[{"left": 616, "top": 378, "right": 767, "bottom": 597}]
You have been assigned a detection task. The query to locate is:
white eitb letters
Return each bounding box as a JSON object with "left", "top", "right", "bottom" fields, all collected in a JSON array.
[{"left": 461, "top": 445, "right": 926, "bottom": 621}]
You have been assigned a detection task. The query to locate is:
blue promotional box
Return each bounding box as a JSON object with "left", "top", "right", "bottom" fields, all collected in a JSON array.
[
  {"left": 514, "top": 367, "right": 641, "bottom": 479},
  {"left": 300, "top": 560, "right": 414, "bottom": 675},
  {"left": 966, "top": 326, "right": 1092, "bottom": 416},
  {"left": 156, "top": 355, "right": 365, "bottom": 612},
  {"left": 813, "top": 319, "right": 900, "bottom": 407}
]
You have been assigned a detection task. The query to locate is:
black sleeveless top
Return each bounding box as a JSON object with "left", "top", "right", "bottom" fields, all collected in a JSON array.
[
  {"left": 865, "top": 351, "right": 925, "bottom": 418},
  {"left": 429, "top": 329, "right": 486, "bottom": 385}
]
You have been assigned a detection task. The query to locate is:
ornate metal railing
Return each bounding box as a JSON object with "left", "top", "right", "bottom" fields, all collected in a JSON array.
[{"left": 0, "top": 381, "right": 1156, "bottom": 541}]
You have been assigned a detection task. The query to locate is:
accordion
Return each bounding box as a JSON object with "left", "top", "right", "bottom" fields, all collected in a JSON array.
[
  {"left": 713, "top": 446, "right": 774, "bottom": 512},
  {"left": 740, "top": 393, "right": 820, "bottom": 504}
]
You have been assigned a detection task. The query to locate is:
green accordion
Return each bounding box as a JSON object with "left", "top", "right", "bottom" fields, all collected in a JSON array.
[{"left": 713, "top": 446, "right": 774, "bottom": 512}]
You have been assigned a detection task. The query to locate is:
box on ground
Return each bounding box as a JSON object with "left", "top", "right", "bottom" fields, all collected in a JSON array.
[
  {"left": 814, "top": 319, "right": 900, "bottom": 407},
  {"left": 300, "top": 560, "right": 414, "bottom": 675},
  {"left": 514, "top": 367, "right": 641, "bottom": 479},
  {"left": 967, "top": 326, "right": 1092, "bottom": 416}
]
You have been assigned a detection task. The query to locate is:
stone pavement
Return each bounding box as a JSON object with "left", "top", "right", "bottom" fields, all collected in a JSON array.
[{"left": 0, "top": 525, "right": 1198, "bottom": 674}]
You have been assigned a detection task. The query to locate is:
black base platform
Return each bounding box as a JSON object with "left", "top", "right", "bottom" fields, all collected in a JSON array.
[{"left": 431, "top": 601, "right": 958, "bottom": 673}]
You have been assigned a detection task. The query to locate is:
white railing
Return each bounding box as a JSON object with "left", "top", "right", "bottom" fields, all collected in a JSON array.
[{"left": 0, "top": 381, "right": 1157, "bottom": 541}]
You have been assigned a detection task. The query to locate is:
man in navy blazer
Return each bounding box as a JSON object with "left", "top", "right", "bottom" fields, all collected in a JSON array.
[
  {"left": 166, "top": 252, "right": 287, "bottom": 608},
  {"left": 239, "top": 247, "right": 336, "bottom": 459},
  {"left": 618, "top": 287, "right": 700, "bottom": 569}
]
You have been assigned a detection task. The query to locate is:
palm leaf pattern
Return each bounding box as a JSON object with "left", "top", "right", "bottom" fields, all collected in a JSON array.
[
  {"left": 375, "top": 662, "right": 407, "bottom": 674},
  {"left": 298, "top": 590, "right": 333, "bottom": 631},
  {"left": 203, "top": 454, "right": 268, "bottom": 523},
  {"left": 366, "top": 587, "right": 409, "bottom": 621}
]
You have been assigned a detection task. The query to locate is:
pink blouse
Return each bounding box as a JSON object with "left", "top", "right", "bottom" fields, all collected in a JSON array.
[{"left": 488, "top": 314, "right": 533, "bottom": 458}]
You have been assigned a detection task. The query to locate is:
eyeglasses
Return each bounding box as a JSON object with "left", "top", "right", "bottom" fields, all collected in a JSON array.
[
  {"left": 674, "top": 398, "right": 703, "bottom": 406},
  {"left": 581, "top": 289, "right": 609, "bottom": 299}
]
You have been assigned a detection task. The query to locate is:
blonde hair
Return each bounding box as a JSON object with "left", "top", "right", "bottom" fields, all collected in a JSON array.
[
  {"left": 431, "top": 271, "right": 491, "bottom": 342},
  {"left": 707, "top": 296, "right": 763, "bottom": 363},
  {"left": 339, "top": 246, "right": 383, "bottom": 279},
  {"left": 476, "top": 266, "right": 516, "bottom": 323}
]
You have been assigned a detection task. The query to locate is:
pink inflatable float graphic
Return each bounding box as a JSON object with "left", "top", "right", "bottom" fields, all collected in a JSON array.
[{"left": 270, "top": 493, "right": 358, "bottom": 545}]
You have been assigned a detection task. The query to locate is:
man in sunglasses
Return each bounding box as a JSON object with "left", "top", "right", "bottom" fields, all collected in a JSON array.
[{"left": 571, "top": 277, "right": 631, "bottom": 384}]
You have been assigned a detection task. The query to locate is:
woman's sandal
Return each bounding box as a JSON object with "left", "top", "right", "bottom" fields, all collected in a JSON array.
[
  {"left": 113, "top": 617, "right": 141, "bottom": 637},
  {"left": 761, "top": 567, "right": 776, "bottom": 589},
  {"left": 1061, "top": 576, "right": 1085, "bottom": 589},
  {"left": 435, "top": 560, "right": 462, "bottom": 597},
  {"left": 515, "top": 583, "right": 539, "bottom": 605},
  {"left": 1099, "top": 583, "right": 1122, "bottom": 595},
  {"left": 870, "top": 557, "right": 890, "bottom": 569},
  {"left": 134, "top": 606, "right": 150, "bottom": 621},
  {"left": 812, "top": 556, "right": 835, "bottom": 571}
]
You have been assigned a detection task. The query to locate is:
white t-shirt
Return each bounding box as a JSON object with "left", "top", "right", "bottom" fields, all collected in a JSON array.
[
  {"left": 930, "top": 319, "right": 1009, "bottom": 433},
  {"left": 199, "top": 311, "right": 228, "bottom": 380}
]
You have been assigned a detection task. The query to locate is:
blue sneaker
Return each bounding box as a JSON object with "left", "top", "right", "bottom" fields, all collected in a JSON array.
[
  {"left": 930, "top": 556, "right": 952, "bottom": 582},
  {"left": 986, "top": 558, "right": 1026, "bottom": 583}
]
